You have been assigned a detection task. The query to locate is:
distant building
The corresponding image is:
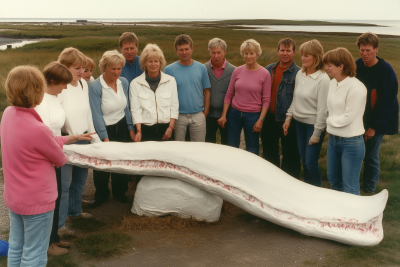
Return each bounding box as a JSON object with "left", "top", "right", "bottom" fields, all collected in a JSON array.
[{"left": 77, "top": 20, "right": 87, "bottom": 23}]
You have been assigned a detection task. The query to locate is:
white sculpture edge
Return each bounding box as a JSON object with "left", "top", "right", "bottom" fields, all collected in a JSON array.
[{"left": 63, "top": 141, "right": 388, "bottom": 246}]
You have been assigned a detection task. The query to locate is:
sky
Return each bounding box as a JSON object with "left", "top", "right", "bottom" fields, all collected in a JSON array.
[{"left": 1, "top": 0, "right": 399, "bottom": 21}]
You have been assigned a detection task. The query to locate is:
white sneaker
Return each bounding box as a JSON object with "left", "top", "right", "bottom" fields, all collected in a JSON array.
[{"left": 58, "top": 226, "right": 75, "bottom": 238}]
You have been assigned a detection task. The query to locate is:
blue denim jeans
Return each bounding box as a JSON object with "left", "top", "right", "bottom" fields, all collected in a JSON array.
[
  {"left": 8, "top": 209, "right": 53, "bottom": 267},
  {"left": 362, "top": 133, "right": 384, "bottom": 192},
  {"left": 296, "top": 121, "right": 326, "bottom": 187},
  {"left": 227, "top": 107, "right": 261, "bottom": 155},
  {"left": 327, "top": 135, "right": 365, "bottom": 195},
  {"left": 59, "top": 140, "right": 90, "bottom": 229}
]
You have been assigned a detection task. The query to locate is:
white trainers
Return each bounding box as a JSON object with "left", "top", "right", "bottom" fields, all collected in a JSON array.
[{"left": 58, "top": 226, "right": 75, "bottom": 238}]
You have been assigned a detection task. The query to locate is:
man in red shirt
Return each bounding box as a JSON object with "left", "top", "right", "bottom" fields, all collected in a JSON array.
[{"left": 261, "top": 39, "right": 301, "bottom": 179}]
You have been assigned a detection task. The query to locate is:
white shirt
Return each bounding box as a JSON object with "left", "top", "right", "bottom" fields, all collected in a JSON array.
[
  {"left": 35, "top": 93, "right": 65, "bottom": 136},
  {"left": 287, "top": 70, "right": 330, "bottom": 137},
  {"left": 58, "top": 79, "right": 100, "bottom": 143},
  {"left": 100, "top": 74, "right": 127, "bottom": 126},
  {"left": 326, "top": 77, "right": 367, "bottom": 137}
]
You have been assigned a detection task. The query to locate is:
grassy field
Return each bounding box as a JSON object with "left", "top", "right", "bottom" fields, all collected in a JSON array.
[{"left": 0, "top": 24, "right": 399, "bottom": 266}]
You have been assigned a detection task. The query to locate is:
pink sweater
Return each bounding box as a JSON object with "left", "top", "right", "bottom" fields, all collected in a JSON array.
[
  {"left": 224, "top": 65, "right": 271, "bottom": 113},
  {"left": 1, "top": 107, "right": 69, "bottom": 215}
]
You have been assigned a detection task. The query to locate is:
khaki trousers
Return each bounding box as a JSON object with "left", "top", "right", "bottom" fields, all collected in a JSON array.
[{"left": 174, "top": 111, "right": 206, "bottom": 142}]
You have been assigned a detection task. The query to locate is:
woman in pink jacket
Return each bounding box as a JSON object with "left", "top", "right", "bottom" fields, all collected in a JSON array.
[{"left": 1, "top": 66, "right": 93, "bottom": 266}]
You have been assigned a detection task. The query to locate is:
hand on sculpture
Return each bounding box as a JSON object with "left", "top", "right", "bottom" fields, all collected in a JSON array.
[
  {"left": 253, "top": 119, "right": 263, "bottom": 132},
  {"left": 162, "top": 127, "right": 173, "bottom": 140},
  {"left": 78, "top": 132, "right": 96, "bottom": 141},
  {"left": 217, "top": 116, "right": 227, "bottom": 128},
  {"left": 308, "top": 135, "right": 320, "bottom": 145},
  {"left": 103, "top": 138, "right": 110, "bottom": 142},
  {"left": 282, "top": 120, "right": 291, "bottom": 136},
  {"left": 134, "top": 132, "right": 142, "bottom": 142}
]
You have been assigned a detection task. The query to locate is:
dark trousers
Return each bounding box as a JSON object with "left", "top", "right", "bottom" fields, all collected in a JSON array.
[
  {"left": 205, "top": 117, "right": 228, "bottom": 145},
  {"left": 49, "top": 167, "right": 61, "bottom": 245},
  {"left": 141, "top": 123, "right": 172, "bottom": 141},
  {"left": 261, "top": 113, "right": 301, "bottom": 179},
  {"left": 93, "top": 117, "right": 129, "bottom": 200}
]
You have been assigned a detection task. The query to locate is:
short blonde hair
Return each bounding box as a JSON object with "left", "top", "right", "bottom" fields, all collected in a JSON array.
[
  {"left": 119, "top": 32, "right": 139, "bottom": 47},
  {"left": 208, "top": 38, "right": 227, "bottom": 51},
  {"left": 139, "top": 44, "right": 167, "bottom": 72},
  {"left": 99, "top": 50, "right": 126, "bottom": 72},
  {"left": 43, "top": 62, "right": 73, "bottom": 85},
  {"left": 58, "top": 47, "right": 87, "bottom": 68},
  {"left": 323, "top": 48, "right": 357, "bottom": 77},
  {"left": 6, "top": 66, "right": 45, "bottom": 108},
  {"left": 299, "top": 40, "right": 325, "bottom": 72},
  {"left": 240, "top": 39, "right": 262, "bottom": 57},
  {"left": 85, "top": 56, "right": 96, "bottom": 70}
]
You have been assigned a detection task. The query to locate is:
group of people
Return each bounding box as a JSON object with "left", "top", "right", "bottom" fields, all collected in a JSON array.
[{"left": 1, "top": 31, "right": 398, "bottom": 266}]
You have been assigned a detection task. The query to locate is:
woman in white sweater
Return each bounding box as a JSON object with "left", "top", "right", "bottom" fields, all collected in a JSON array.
[
  {"left": 323, "top": 48, "right": 367, "bottom": 195},
  {"left": 130, "top": 44, "right": 179, "bottom": 141},
  {"left": 57, "top": 48, "right": 100, "bottom": 233},
  {"left": 35, "top": 62, "right": 95, "bottom": 255},
  {"left": 283, "top": 40, "right": 330, "bottom": 187}
]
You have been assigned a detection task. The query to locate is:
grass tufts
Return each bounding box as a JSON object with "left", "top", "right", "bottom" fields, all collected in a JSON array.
[
  {"left": 47, "top": 254, "right": 79, "bottom": 267},
  {"left": 119, "top": 214, "right": 215, "bottom": 232},
  {"left": 75, "top": 232, "right": 132, "bottom": 259},
  {"left": 69, "top": 217, "right": 106, "bottom": 233}
]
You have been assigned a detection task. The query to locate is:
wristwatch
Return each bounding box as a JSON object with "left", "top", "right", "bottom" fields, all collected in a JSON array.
[{"left": 259, "top": 117, "right": 265, "bottom": 122}]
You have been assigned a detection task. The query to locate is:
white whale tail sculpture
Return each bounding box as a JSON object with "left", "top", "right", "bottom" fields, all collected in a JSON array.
[{"left": 63, "top": 141, "right": 388, "bottom": 246}]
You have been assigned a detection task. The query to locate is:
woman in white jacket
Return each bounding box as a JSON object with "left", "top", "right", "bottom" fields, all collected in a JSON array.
[
  {"left": 130, "top": 44, "right": 179, "bottom": 141},
  {"left": 323, "top": 48, "right": 367, "bottom": 195}
]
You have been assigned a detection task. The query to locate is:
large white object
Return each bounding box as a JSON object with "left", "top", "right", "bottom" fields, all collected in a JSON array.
[
  {"left": 64, "top": 142, "right": 388, "bottom": 246},
  {"left": 132, "top": 176, "right": 223, "bottom": 222}
]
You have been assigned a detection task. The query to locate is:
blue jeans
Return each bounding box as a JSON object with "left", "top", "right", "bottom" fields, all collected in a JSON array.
[
  {"left": 8, "top": 209, "right": 53, "bottom": 267},
  {"left": 227, "top": 107, "right": 261, "bottom": 155},
  {"left": 296, "top": 121, "right": 326, "bottom": 187},
  {"left": 59, "top": 140, "right": 90, "bottom": 229},
  {"left": 362, "top": 133, "right": 384, "bottom": 192},
  {"left": 327, "top": 135, "right": 365, "bottom": 195}
]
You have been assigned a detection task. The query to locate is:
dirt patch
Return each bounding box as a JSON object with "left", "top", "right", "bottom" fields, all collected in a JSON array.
[{"left": 76, "top": 182, "right": 345, "bottom": 267}]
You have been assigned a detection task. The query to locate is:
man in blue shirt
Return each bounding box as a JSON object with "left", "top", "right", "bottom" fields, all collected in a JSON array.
[
  {"left": 119, "top": 32, "right": 143, "bottom": 84},
  {"left": 164, "top": 34, "right": 211, "bottom": 142}
]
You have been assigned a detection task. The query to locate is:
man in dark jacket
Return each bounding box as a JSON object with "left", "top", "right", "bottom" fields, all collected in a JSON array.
[
  {"left": 262, "top": 38, "right": 301, "bottom": 179},
  {"left": 355, "top": 32, "right": 399, "bottom": 194}
]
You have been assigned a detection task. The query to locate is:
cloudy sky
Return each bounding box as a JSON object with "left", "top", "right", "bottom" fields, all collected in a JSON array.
[{"left": 1, "top": 0, "right": 399, "bottom": 21}]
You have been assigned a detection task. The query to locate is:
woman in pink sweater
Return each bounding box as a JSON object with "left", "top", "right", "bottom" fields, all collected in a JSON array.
[
  {"left": 218, "top": 39, "right": 271, "bottom": 155},
  {"left": 1, "top": 66, "right": 92, "bottom": 266}
]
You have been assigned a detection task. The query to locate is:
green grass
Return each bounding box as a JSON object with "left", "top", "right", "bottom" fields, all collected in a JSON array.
[
  {"left": 47, "top": 254, "right": 79, "bottom": 267},
  {"left": 75, "top": 232, "right": 133, "bottom": 259},
  {"left": 69, "top": 217, "right": 106, "bottom": 233}
]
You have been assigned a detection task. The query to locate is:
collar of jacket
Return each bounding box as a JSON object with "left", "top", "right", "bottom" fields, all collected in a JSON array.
[
  {"left": 135, "top": 71, "right": 171, "bottom": 88},
  {"left": 271, "top": 60, "right": 297, "bottom": 74}
]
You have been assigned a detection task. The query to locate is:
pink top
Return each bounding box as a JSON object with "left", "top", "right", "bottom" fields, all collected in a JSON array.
[
  {"left": 210, "top": 59, "right": 227, "bottom": 79},
  {"left": 224, "top": 65, "right": 271, "bottom": 113},
  {"left": 1, "top": 106, "right": 69, "bottom": 215}
]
